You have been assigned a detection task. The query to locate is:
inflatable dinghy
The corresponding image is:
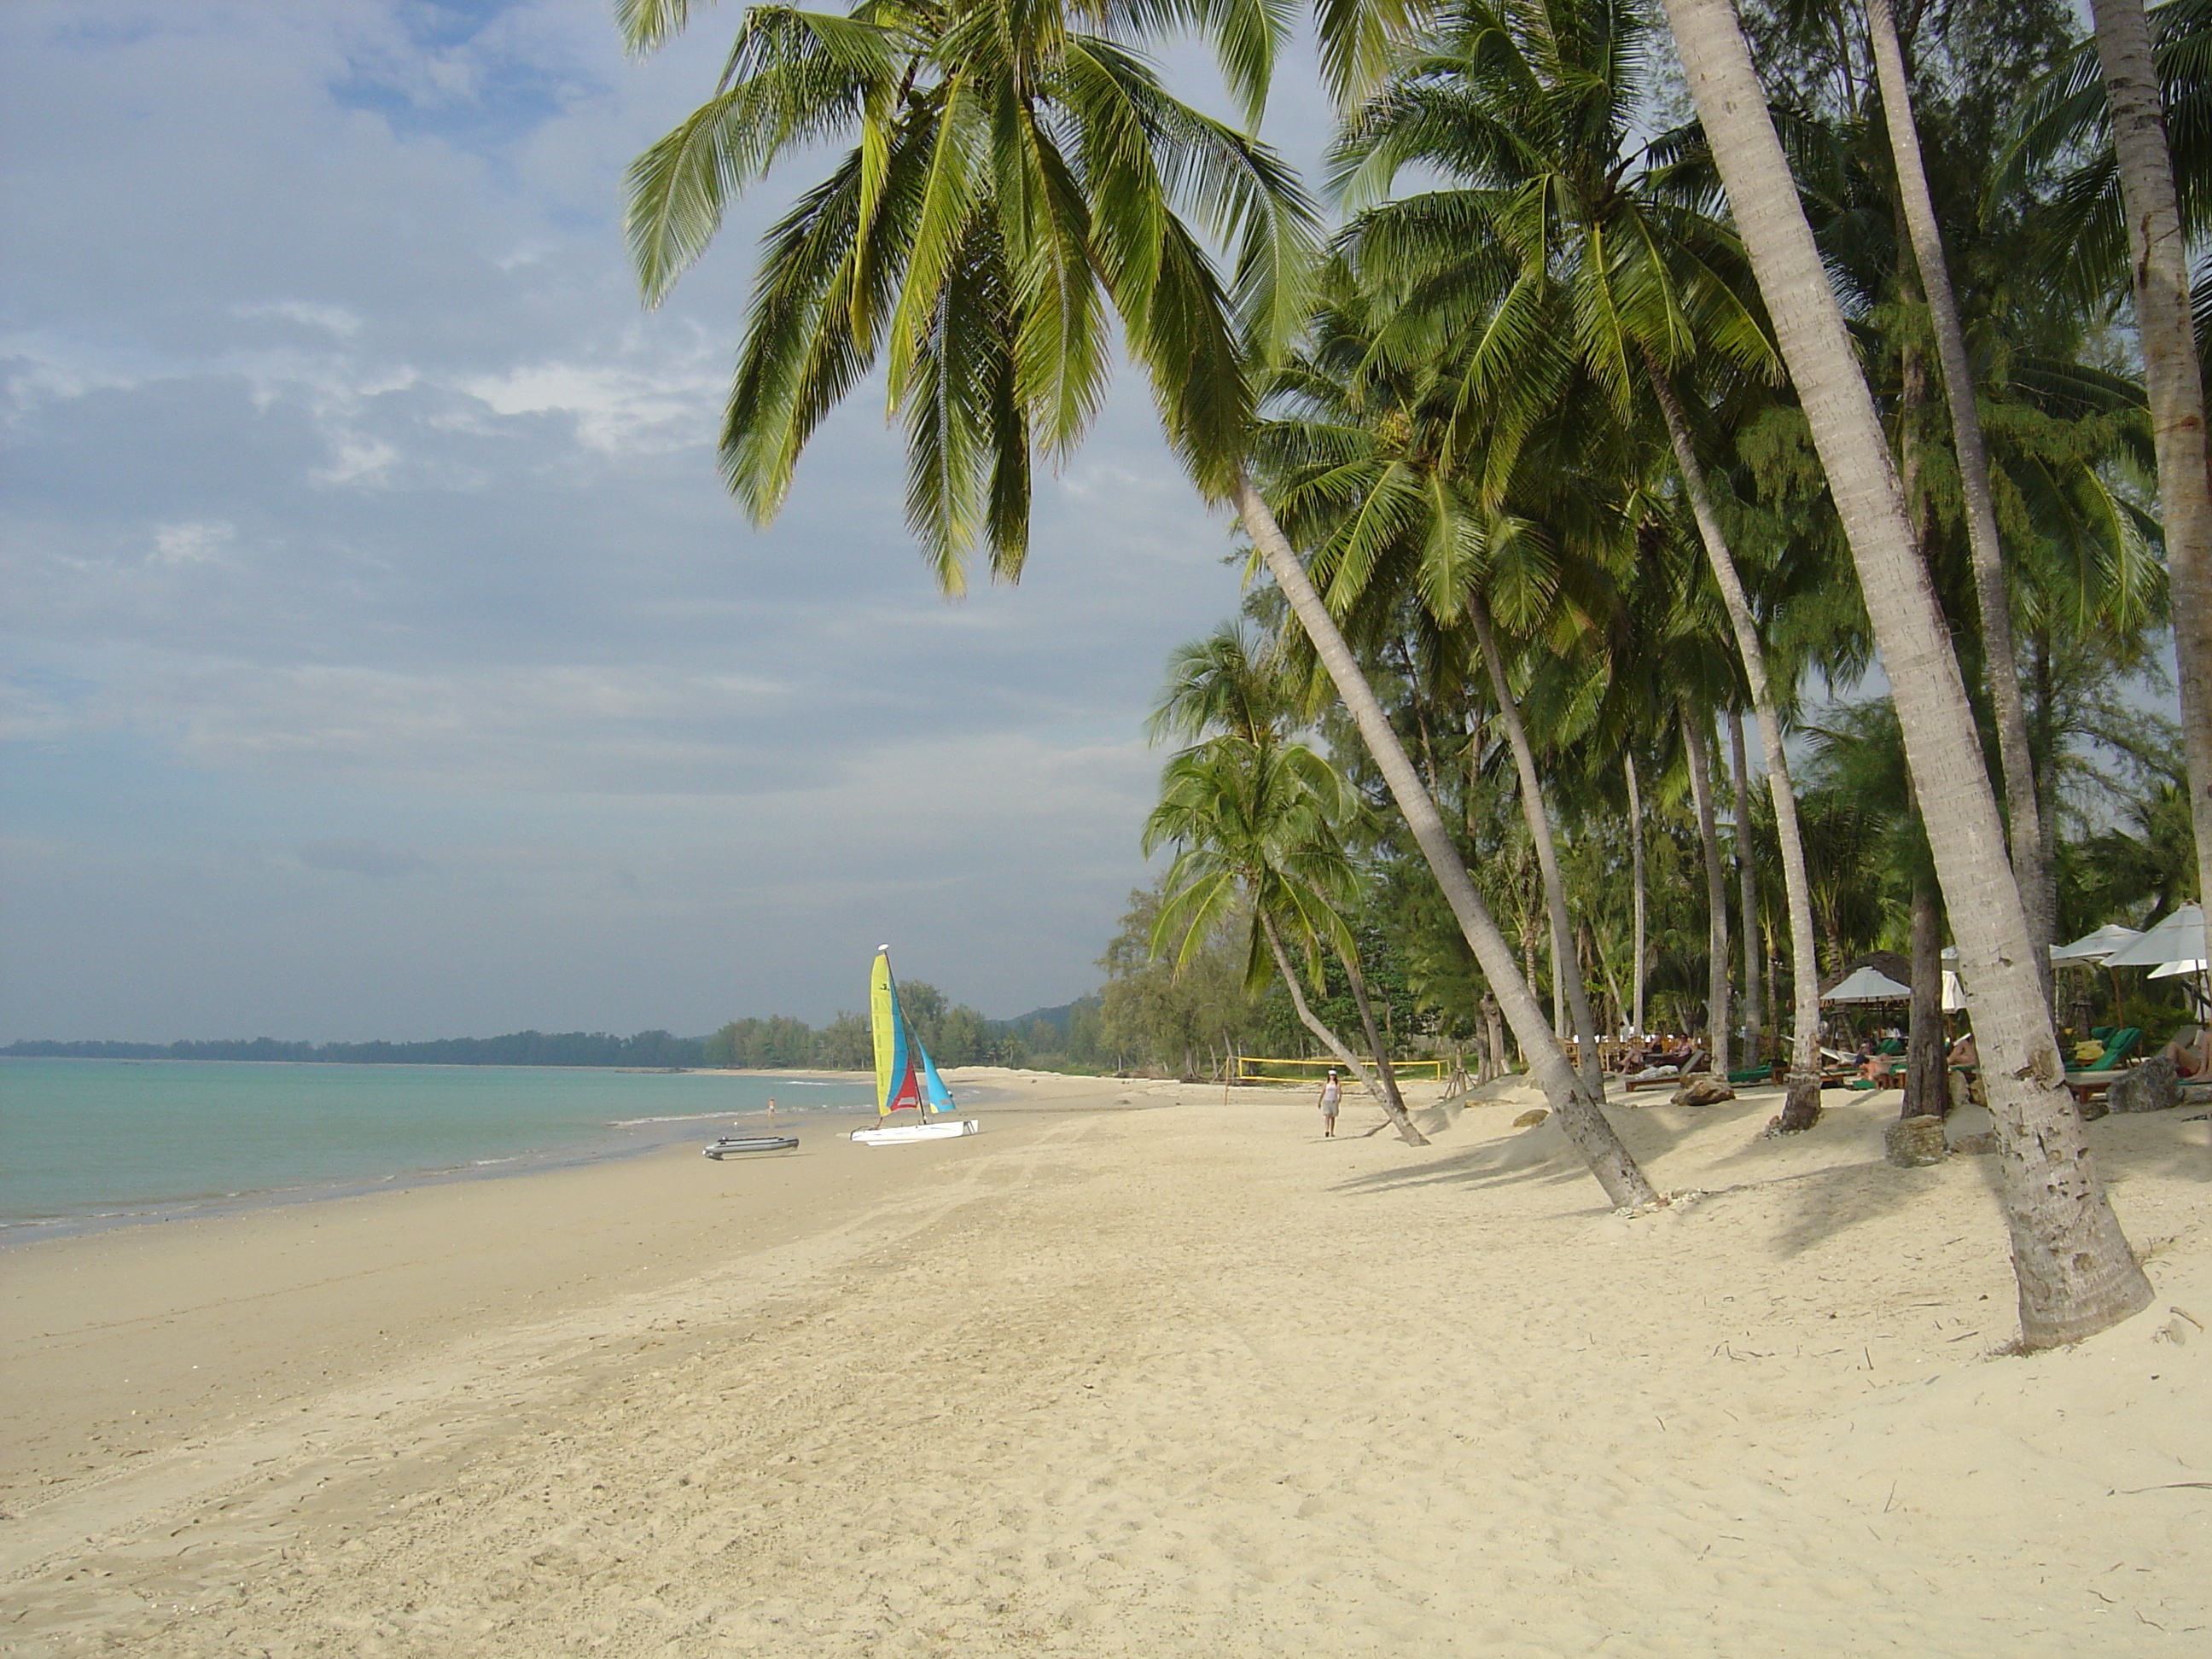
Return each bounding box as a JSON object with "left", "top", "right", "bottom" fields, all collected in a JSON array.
[{"left": 702, "top": 1135, "right": 800, "bottom": 1158}]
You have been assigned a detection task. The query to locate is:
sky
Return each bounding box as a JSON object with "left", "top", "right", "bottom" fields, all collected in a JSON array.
[{"left": 2, "top": 0, "right": 1338, "bottom": 1042}]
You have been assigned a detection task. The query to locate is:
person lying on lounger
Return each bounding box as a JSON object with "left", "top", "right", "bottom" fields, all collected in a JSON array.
[
  {"left": 1859, "top": 1046, "right": 1899, "bottom": 1082},
  {"left": 2157, "top": 1026, "right": 2209, "bottom": 1080}
]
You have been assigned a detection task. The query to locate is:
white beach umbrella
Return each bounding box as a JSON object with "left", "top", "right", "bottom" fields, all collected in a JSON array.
[
  {"left": 1822, "top": 965, "right": 1913, "bottom": 1003},
  {"left": 2102, "top": 905, "right": 2206, "bottom": 971},
  {"left": 1941, "top": 943, "right": 2067, "bottom": 963},
  {"left": 2050, "top": 923, "right": 2145, "bottom": 963}
]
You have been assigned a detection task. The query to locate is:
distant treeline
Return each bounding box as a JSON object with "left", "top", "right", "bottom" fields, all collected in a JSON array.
[
  {"left": 3, "top": 1030, "right": 707, "bottom": 1068},
  {"left": 705, "top": 981, "right": 1034, "bottom": 1071},
  {"left": 8, "top": 988, "right": 1116, "bottom": 1074}
]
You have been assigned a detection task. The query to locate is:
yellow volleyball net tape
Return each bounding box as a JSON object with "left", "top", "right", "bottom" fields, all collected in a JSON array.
[{"left": 1231, "top": 1055, "right": 1445, "bottom": 1087}]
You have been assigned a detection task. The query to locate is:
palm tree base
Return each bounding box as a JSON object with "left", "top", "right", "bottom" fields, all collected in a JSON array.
[{"left": 1773, "top": 1076, "right": 1822, "bottom": 1134}]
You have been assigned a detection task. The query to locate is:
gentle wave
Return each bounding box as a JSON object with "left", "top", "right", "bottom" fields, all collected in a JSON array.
[{"left": 3, "top": 1058, "right": 884, "bottom": 1238}]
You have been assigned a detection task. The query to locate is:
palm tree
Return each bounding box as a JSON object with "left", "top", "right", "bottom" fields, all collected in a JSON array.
[
  {"left": 1679, "top": 704, "right": 1732, "bottom": 1068},
  {"left": 1728, "top": 710, "right": 1761, "bottom": 1060},
  {"left": 1147, "top": 621, "right": 1431, "bottom": 1131},
  {"left": 1331, "top": 0, "right": 1830, "bottom": 1126},
  {"left": 1148, "top": 621, "right": 1296, "bottom": 747},
  {"left": 2086, "top": 0, "right": 2212, "bottom": 958},
  {"left": 1863, "top": 0, "right": 2054, "bottom": 984},
  {"left": 1255, "top": 270, "right": 1625, "bottom": 1097},
  {"left": 1466, "top": 593, "right": 1609, "bottom": 1094},
  {"left": 1802, "top": 696, "right": 1949, "bottom": 1120},
  {"left": 618, "top": 0, "right": 1653, "bottom": 1198},
  {"left": 1144, "top": 734, "right": 1429, "bottom": 1144},
  {"left": 1659, "top": 0, "right": 2152, "bottom": 1348},
  {"left": 1625, "top": 752, "right": 1649, "bottom": 1035}
]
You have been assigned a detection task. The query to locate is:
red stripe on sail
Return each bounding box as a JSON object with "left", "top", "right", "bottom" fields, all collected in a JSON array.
[{"left": 888, "top": 1059, "right": 922, "bottom": 1112}]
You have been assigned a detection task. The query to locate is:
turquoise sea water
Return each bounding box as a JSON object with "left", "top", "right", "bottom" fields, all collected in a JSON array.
[{"left": 0, "top": 1059, "right": 876, "bottom": 1237}]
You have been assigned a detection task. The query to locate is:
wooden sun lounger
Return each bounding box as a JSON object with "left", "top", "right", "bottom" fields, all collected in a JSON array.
[{"left": 1621, "top": 1052, "right": 1708, "bottom": 1092}]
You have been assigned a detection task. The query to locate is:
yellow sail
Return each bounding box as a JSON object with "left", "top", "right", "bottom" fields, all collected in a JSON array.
[{"left": 870, "top": 948, "right": 898, "bottom": 1116}]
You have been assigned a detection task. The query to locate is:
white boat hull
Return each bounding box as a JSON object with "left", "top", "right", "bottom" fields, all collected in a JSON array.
[{"left": 850, "top": 1119, "right": 979, "bottom": 1145}]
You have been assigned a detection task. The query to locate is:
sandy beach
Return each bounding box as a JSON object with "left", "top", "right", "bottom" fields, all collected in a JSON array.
[{"left": 4, "top": 1069, "right": 2209, "bottom": 1656}]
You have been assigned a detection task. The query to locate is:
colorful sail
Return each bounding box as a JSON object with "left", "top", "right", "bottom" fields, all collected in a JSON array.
[
  {"left": 920, "top": 1045, "right": 954, "bottom": 1115},
  {"left": 870, "top": 947, "right": 959, "bottom": 1116},
  {"left": 870, "top": 948, "right": 921, "bottom": 1117}
]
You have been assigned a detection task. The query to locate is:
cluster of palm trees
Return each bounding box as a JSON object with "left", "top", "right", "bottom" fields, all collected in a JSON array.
[{"left": 623, "top": 0, "right": 2204, "bottom": 1348}]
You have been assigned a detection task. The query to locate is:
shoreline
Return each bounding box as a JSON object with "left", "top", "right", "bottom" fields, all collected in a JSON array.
[
  {"left": 0, "top": 1070, "right": 1165, "bottom": 1562},
  {"left": 0, "top": 1062, "right": 890, "bottom": 1248},
  {"left": 5, "top": 1071, "right": 2207, "bottom": 1653},
  {"left": 0, "top": 1062, "right": 1166, "bottom": 1249}
]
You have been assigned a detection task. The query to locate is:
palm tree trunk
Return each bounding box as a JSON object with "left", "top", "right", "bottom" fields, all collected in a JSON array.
[
  {"left": 1469, "top": 595, "right": 1607, "bottom": 1097},
  {"left": 1257, "top": 913, "right": 1427, "bottom": 1145},
  {"left": 1681, "top": 708, "right": 1732, "bottom": 1073},
  {"left": 1342, "top": 950, "right": 1428, "bottom": 1145},
  {"left": 1626, "top": 754, "right": 1647, "bottom": 1038},
  {"left": 1730, "top": 712, "right": 1762, "bottom": 1065},
  {"left": 1234, "top": 471, "right": 1657, "bottom": 1208},
  {"left": 1903, "top": 877, "right": 1947, "bottom": 1119},
  {"left": 1662, "top": 0, "right": 2151, "bottom": 1347},
  {"left": 1481, "top": 990, "right": 1506, "bottom": 1081},
  {"left": 2090, "top": 0, "right": 2212, "bottom": 967},
  {"left": 1868, "top": 0, "right": 2056, "bottom": 991},
  {"left": 1650, "top": 359, "right": 1825, "bottom": 1128}
]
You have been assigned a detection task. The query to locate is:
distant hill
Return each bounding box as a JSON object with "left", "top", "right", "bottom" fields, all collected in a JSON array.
[
  {"left": 987, "top": 1001, "right": 1079, "bottom": 1037},
  {"left": 3, "top": 1030, "right": 708, "bottom": 1068}
]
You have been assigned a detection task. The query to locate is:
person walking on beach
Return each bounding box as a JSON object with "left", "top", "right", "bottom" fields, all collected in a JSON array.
[{"left": 1318, "top": 1070, "right": 1342, "bottom": 1138}]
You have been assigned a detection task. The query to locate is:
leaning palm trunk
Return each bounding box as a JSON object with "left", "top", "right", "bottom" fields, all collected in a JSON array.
[
  {"left": 2090, "top": 0, "right": 2212, "bottom": 960},
  {"left": 1730, "top": 713, "right": 1762, "bottom": 1065},
  {"left": 1236, "top": 473, "right": 1657, "bottom": 1207},
  {"left": 1650, "top": 366, "right": 1824, "bottom": 1128},
  {"left": 1257, "top": 912, "right": 1428, "bottom": 1146},
  {"left": 1868, "top": 0, "right": 2054, "bottom": 991},
  {"left": 1663, "top": 0, "right": 2151, "bottom": 1348},
  {"left": 1469, "top": 596, "right": 1606, "bottom": 1097},
  {"left": 1342, "top": 951, "right": 1423, "bottom": 1142},
  {"left": 1681, "top": 709, "right": 1732, "bottom": 1072},
  {"left": 1626, "top": 754, "right": 1647, "bottom": 1038}
]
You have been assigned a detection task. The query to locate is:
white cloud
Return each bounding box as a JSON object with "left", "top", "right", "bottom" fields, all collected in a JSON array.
[
  {"left": 58, "top": 656, "right": 798, "bottom": 791},
  {"left": 0, "top": 0, "right": 1254, "bottom": 1041},
  {"left": 151, "top": 521, "right": 236, "bottom": 566},
  {"left": 233, "top": 300, "right": 364, "bottom": 337},
  {"left": 455, "top": 349, "right": 723, "bottom": 454},
  {"left": 311, "top": 433, "right": 401, "bottom": 486}
]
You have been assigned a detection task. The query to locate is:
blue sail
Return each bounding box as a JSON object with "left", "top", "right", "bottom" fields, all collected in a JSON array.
[{"left": 918, "top": 1041, "right": 955, "bottom": 1114}]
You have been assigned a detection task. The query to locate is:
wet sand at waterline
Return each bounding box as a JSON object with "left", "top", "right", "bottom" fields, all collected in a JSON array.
[{"left": 4, "top": 1068, "right": 2209, "bottom": 1655}]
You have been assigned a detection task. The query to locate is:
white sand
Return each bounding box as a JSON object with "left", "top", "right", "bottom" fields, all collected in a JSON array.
[{"left": 3, "top": 1070, "right": 2209, "bottom": 1655}]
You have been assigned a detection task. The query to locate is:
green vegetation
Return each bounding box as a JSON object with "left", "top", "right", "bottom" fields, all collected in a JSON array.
[
  {"left": 701, "top": 981, "right": 1022, "bottom": 1071},
  {"left": 626, "top": 0, "right": 2205, "bottom": 1342}
]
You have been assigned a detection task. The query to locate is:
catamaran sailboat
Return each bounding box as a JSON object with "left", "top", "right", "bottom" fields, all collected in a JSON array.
[{"left": 851, "top": 946, "right": 979, "bottom": 1145}]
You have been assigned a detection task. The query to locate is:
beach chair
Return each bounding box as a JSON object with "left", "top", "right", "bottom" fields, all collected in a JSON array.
[
  {"left": 1623, "top": 1048, "right": 1708, "bottom": 1092},
  {"left": 2064, "top": 1027, "right": 2142, "bottom": 1103}
]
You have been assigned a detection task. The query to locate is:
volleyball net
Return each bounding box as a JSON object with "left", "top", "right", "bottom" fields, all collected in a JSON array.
[{"left": 1231, "top": 1055, "right": 1446, "bottom": 1087}]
